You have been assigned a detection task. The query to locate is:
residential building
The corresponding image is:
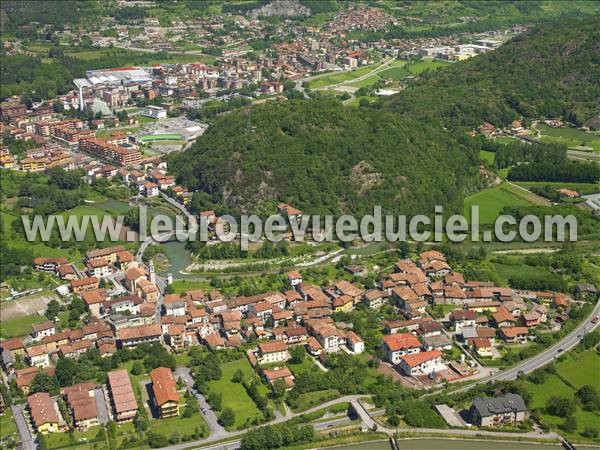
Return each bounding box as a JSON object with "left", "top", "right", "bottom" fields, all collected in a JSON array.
[
  {"left": 150, "top": 367, "right": 179, "bottom": 418},
  {"left": 27, "top": 392, "right": 59, "bottom": 434},
  {"left": 398, "top": 350, "right": 443, "bottom": 377},
  {"left": 383, "top": 333, "right": 421, "bottom": 364},
  {"left": 470, "top": 394, "right": 528, "bottom": 427},
  {"left": 107, "top": 370, "right": 138, "bottom": 423},
  {"left": 257, "top": 341, "right": 290, "bottom": 364}
]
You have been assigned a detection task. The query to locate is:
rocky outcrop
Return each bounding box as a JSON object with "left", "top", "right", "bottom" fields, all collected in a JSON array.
[{"left": 249, "top": 0, "right": 310, "bottom": 19}]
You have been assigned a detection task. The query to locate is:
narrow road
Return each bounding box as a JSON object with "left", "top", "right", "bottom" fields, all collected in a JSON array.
[
  {"left": 173, "top": 367, "right": 228, "bottom": 439},
  {"left": 11, "top": 404, "right": 35, "bottom": 450}
]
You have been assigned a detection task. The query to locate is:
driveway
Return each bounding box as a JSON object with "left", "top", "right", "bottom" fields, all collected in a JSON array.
[
  {"left": 94, "top": 387, "right": 110, "bottom": 425},
  {"left": 11, "top": 404, "right": 35, "bottom": 450},
  {"left": 173, "top": 366, "right": 228, "bottom": 438}
]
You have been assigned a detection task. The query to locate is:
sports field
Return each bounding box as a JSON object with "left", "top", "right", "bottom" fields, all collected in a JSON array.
[{"left": 139, "top": 133, "right": 183, "bottom": 143}]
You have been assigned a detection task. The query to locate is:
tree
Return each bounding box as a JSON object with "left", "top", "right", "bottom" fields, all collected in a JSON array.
[
  {"left": 207, "top": 391, "right": 222, "bottom": 411},
  {"left": 575, "top": 385, "right": 600, "bottom": 411},
  {"left": 582, "top": 427, "right": 599, "bottom": 438},
  {"left": 45, "top": 299, "right": 61, "bottom": 321},
  {"left": 31, "top": 372, "right": 60, "bottom": 395},
  {"left": 55, "top": 357, "right": 78, "bottom": 386},
  {"left": 560, "top": 414, "right": 577, "bottom": 433},
  {"left": 546, "top": 396, "right": 576, "bottom": 417},
  {"left": 219, "top": 407, "right": 235, "bottom": 427},
  {"left": 387, "top": 415, "right": 400, "bottom": 426},
  {"left": 147, "top": 432, "right": 168, "bottom": 448},
  {"left": 289, "top": 345, "right": 306, "bottom": 364},
  {"left": 131, "top": 361, "right": 144, "bottom": 376},
  {"left": 232, "top": 369, "right": 245, "bottom": 383}
]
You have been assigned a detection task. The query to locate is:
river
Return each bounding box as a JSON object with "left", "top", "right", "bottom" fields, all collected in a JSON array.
[
  {"left": 330, "top": 438, "right": 564, "bottom": 450},
  {"left": 158, "top": 240, "right": 193, "bottom": 278}
]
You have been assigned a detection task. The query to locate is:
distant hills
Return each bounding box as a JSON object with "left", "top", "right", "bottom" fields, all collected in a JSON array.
[
  {"left": 170, "top": 17, "right": 599, "bottom": 216},
  {"left": 382, "top": 16, "right": 600, "bottom": 129}
]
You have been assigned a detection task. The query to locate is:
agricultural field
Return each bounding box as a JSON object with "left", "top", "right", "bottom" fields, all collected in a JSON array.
[
  {"left": 206, "top": 358, "right": 263, "bottom": 429},
  {"left": 535, "top": 123, "right": 600, "bottom": 152},
  {"left": 523, "top": 349, "right": 600, "bottom": 441},
  {"left": 463, "top": 183, "right": 534, "bottom": 224}
]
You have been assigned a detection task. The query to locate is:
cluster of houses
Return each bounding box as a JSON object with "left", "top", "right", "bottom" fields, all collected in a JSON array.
[
  {"left": 374, "top": 251, "right": 573, "bottom": 377},
  {"left": 18, "top": 365, "right": 179, "bottom": 435}
]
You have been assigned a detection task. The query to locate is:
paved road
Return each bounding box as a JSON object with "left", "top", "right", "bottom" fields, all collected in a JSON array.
[
  {"left": 450, "top": 298, "right": 600, "bottom": 394},
  {"left": 94, "top": 387, "right": 110, "bottom": 425},
  {"left": 173, "top": 367, "right": 228, "bottom": 439},
  {"left": 11, "top": 404, "right": 35, "bottom": 450}
]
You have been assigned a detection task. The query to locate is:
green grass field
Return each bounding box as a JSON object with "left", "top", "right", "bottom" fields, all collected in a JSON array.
[
  {"left": 206, "top": 359, "right": 262, "bottom": 429},
  {"left": 149, "top": 405, "right": 207, "bottom": 438},
  {"left": 0, "top": 408, "right": 18, "bottom": 442},
  {"left": 291, "top": 388, "right": 340, "bottom": 412},
  {"left": 288, "top": 357, "right": 318, "bottom": 376},
  {"left": 556, "top": 349, "right": 600, "bottom": 390},
  {"left": 139, "top": 133, "right": 182, "bottom": 142},
  {"left": 407, "top": 60, "right": 451, "bottom": 75},
  {"left": 0, "top": 313, "right": 46, "bottom": 338},
  {"left": 523, "top": 370, "right": 600, "bottom": 441},
  {"left": 463, "top": 183, "right": 533, "bottom": 224},
  {"left": 306, "top": 65, "right": 379, "bottom": 89},
  {"left": 536, "top": 123, "right": 600, "bottom": 152},
  {"left": 479, "top": 150, "right": 496, "bottom": 166}
]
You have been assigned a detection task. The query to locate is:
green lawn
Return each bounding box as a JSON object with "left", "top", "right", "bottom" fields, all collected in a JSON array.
[
  {"left": 463, "top": 183, "right": 533, "bottom": 224},
  {"left": 0, "top": 313, "right": 46, "bottom": 338},
  {"left": 149, "top": 406, "right": 207, "bottom": 439},
  {"left": 290, "top": 388, "right": 340, "bottom": 412},
  {"left": 44, "top": 425, "right": 106, "bottom": 450},
  {"left": 377, "top": 65, "right": 409, "bottom": 81},
  {"left": 288, "top": 357, "right": 317, "bottom": 376},
  {"left": 0, "top": 408, "right": 18, "bottom": 441},
  {"left": 556, "top": 349, "right": 600, "bottom": 390},
  {"left": 407, "top": 60, "right": 451, "bottom": 75},
  {"left": 479, "top": 150, "right": 496, "bottom": 166},
  {"left": 206, "top": 359, "right": 262, "bottom": 429},
  {"left": 523, "top": 373, "right": 600, "bottom": 442}
]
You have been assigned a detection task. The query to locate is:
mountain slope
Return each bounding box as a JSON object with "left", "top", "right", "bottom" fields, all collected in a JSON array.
[
  {"left": 170, "top": 99, "right": 479, "bottom": 216},
  {"left": 170, "top": 17, "right": 599, "bottom": 216},
  {"left": 381, "top": 16, "right": 600, "bottom": 129}
]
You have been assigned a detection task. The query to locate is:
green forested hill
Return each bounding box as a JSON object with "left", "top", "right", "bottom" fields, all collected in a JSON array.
[
  {"left": 381, "top": 16, "right": 600, "bottom": 129},
  {"left": 170, "top": 99, "right": 479, "bottom": 216},
  {"left": 170, "top": 17, "right": 599, "bottom": 216}
]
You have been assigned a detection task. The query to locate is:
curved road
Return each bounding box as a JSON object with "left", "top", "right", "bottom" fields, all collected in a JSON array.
[{"left": 449, "top": 298, "right": 600, "bottom": 394}]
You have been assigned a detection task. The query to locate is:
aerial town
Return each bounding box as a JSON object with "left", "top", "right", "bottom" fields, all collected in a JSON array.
[{"left": 1, "top": 2, "right": 599, "bottom": 450}]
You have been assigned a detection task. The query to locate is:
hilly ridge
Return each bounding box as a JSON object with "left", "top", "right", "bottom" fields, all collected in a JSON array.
[{"left": 169, "top": 17, "right": 599, "bottom": 217}]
